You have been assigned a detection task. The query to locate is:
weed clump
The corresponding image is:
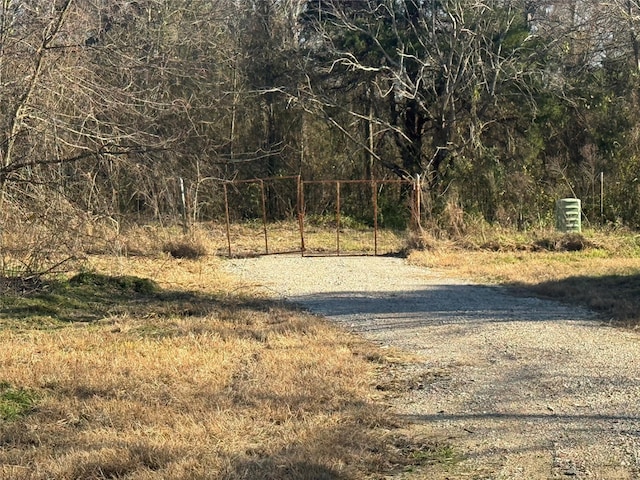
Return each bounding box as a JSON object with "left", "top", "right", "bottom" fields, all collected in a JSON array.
[
  {"left": 69, "top": 271, "right": 158, "bottom": 294},
  {"left": 163, "top": 239, "right": 207, "bottom": 259},
  {"left": 0, "top": 381, "right": 37, "bottom": 420},
  {"left": 532, "top": 233, "right": 596, "bottom": 252},
  {"left": 0, "top": 276, "right": 43, "bottom": 295}
]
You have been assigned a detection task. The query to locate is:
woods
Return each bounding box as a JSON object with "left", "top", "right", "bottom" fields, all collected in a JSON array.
[{"left": 2, "top": 0, "right": 640, "bottom": 261}]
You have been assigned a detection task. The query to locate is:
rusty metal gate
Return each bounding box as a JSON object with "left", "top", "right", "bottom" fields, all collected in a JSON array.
[{"left": 219, "top": 176, "right": 421, "bottom": 257}]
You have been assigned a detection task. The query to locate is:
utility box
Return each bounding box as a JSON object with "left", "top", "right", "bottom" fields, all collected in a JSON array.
[{"left": 556, "top": 198, "right": 581, "bottom": 233}]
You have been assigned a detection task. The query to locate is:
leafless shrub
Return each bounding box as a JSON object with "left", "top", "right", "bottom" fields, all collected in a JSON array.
[{"left": 0, "top": 197, "right": 88, "bottom": 278}]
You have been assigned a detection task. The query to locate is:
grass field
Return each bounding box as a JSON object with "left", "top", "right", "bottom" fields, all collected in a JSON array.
[
  {"left": 0, "top": 250, "right": 446, "bottom": 479},
  {"left": 1, "top": 222, "right": 638, "bottom": 479}
]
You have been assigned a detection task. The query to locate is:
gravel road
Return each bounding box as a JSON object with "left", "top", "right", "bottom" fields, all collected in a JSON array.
[{"left": 224, "top": 255, "right": 640, "bottom": 479}]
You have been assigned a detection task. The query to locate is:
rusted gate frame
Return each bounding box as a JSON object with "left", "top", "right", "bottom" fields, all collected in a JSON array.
[
  {"left": 221, "top": 176, "right": 418, "bottom": 257},
  {"left": 222, "top": 176, "right": 301, "bottom": 257},
  {"left": 299, "top": 178, "right": 415, "bottom": 256}
]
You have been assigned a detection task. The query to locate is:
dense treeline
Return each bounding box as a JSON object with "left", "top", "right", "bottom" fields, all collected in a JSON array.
[{"left": 1, "top": 0, "right": 640, "bottom": 242}]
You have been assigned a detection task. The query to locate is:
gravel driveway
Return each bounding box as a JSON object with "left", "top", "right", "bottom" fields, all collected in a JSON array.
[{"left": 225, "top": 255, "right": 640, "bottom": 479}]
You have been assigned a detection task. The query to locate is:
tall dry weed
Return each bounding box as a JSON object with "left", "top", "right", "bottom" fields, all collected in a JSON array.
[{"left": 442, "top": 197, "right": 466, "bottom": 238}]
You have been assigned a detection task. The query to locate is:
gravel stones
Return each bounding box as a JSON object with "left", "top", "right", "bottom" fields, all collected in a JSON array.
[{"left": 225, "top": 255, "right": 640, "bottom": 479}]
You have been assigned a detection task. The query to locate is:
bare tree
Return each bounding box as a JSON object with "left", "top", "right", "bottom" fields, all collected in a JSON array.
[{"left": 302, "top": 0, "right": 541, "bottom": 190}]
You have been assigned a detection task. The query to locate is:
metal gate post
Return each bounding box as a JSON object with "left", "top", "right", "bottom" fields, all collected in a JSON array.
[
  {"left": 414, "top": 174, "right": 422, "bottom": 231},
  {"left": 297, "top": 175, "right": 305, "bottom": 256},
  {"left": 223, "top": 183, "right": 232, "bottom": 257},
  {"left": 372, "top": 180, "right": 378, "bottom": 256},
  {"left": 259, "top": 180, "right": 269, "bottom": 254},
  {"left": 336, "top": 181, "right": 341, "bottom": 256}
]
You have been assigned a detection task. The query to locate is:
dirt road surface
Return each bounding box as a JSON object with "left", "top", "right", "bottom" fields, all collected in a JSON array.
[{"left": 225, "top": 255, "right": 640, "bottom": 479}]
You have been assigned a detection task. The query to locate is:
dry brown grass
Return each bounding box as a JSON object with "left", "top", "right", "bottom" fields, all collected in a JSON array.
[
  {"left": 0, "top": 251, "right": 441, "bottom": 479},
  {"left": 73, "top": 220, "right": 408, "bottom": 259},
  {"left": 201, "top": 220, "right": 408, "bottom": 257},
  {"left": 408, "top": 228, "right": 640, "bottom": 325}
]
